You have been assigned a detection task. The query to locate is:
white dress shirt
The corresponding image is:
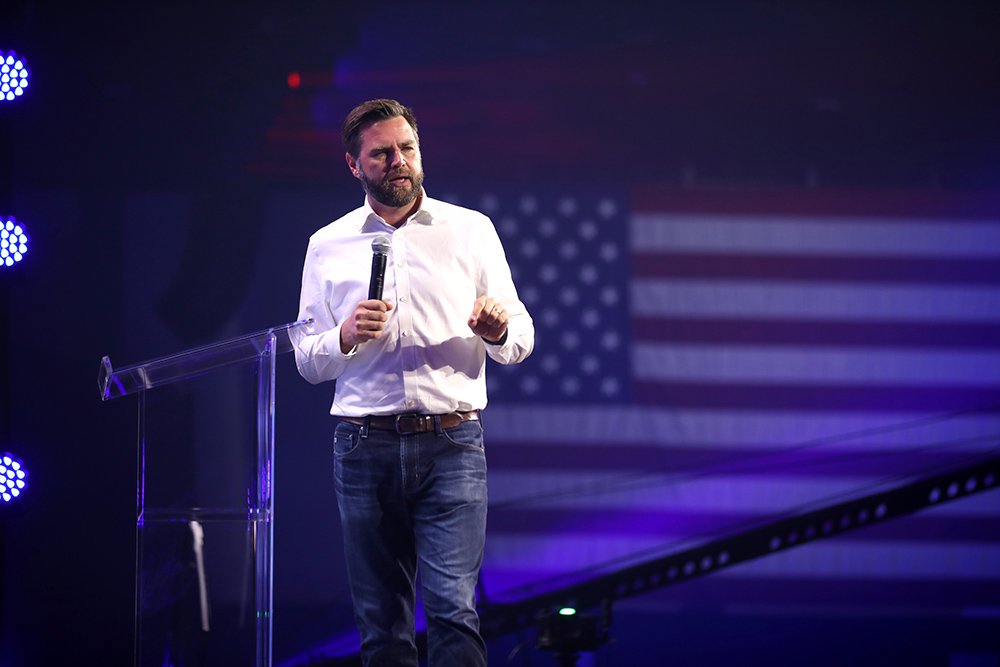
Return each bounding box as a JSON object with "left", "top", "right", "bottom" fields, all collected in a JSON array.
[{"left": 290, "top": 192, "right": 534, "bottom": 417}]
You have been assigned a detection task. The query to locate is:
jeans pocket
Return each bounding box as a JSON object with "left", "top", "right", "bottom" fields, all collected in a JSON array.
[
  {"left": 333, "top": 423, "right": 362, "bottom": 458},
  {"left": 441, "top": 420, "right": 484, "bottom": 450}
]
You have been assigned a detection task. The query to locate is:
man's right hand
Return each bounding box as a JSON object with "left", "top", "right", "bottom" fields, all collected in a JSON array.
[{"left": 340, "top": 300, "right": 393, "bottom": 353}]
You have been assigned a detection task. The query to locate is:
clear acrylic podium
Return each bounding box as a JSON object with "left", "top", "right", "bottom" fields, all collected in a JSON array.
[{"left": 99, "top": 320, "right": 308, "bottom": 667}]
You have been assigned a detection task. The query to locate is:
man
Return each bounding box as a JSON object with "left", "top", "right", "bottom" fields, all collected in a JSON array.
[{"left": 290, "top": 99, "right": 534, "bottom": 666}]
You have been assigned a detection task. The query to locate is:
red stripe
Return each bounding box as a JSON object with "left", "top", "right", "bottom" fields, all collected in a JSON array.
[
  {"left": 632, "top": 381, "right": 1000, "bottom": 412},
  {"left": 487, "top": 509, "right": 1000, "bottom": 542},
  {"left": 837, "top": 517, "right": 1000, "bottom": 544},
  {"left": 631, "top": 252, "right": 1000, "bottom": 285},
  {"left": 632, "top": 186, "right": 1000, "bottom": 219},
  {"left": 597, "top": 578, "right": 1000, "bottom": 609},
  {"left": 487, "top": 444, "right": 995, "bottom": 477},
  {"left": 488, "top": 508, "right": 762, "bottom": 536},
  {"left": 631, "top": 317, "right": 1000, "bottom": 349},
  {"left": 264, "top": 128, "right": 340, "bottom": 143}
]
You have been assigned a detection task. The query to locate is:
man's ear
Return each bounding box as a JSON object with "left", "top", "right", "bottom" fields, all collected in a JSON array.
[{"left": 346, "top": 152, "right": 361, "bottom": 179}]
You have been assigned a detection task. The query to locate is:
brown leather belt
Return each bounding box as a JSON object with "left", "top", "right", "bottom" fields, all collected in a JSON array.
[{"left": 340, "top": 410, "right": 480, "bottom": 435}]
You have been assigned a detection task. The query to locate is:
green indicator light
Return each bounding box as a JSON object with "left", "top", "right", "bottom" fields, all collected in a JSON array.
[{"left": 558, "top": 607, "right": 576, "bottom": 616}]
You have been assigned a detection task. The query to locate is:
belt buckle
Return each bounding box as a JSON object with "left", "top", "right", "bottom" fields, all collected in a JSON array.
[{"left": 394, "top": 414, "right": 425, "bottom": 435}]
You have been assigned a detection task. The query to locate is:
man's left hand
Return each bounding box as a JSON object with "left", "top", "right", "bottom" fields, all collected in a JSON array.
[{"left": 468, "top": 296, "right": 508, "bottom": 343}]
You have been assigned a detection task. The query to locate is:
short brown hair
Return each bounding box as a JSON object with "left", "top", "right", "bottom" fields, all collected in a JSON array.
[{"left": 342, "top": 99, "right": 419, "bottom": 159}]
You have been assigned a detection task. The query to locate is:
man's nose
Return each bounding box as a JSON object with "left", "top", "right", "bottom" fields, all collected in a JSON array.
[{"left": 388, "top": 148, "right": 405, "bottom": 168}]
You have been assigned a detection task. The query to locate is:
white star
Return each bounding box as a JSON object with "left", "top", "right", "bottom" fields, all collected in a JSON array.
[{"left": 558, "top": 197, "right": 578, "bottom": 216}]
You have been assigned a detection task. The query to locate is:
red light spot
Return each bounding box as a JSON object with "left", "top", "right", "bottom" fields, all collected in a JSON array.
[{"left": 287, "top": 72, "right": 301, "bottom": 89}]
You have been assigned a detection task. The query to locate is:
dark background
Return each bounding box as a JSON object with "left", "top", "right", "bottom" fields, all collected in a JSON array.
[{"left": 2, "top": 1, "right": 1000, "bottom": 665}]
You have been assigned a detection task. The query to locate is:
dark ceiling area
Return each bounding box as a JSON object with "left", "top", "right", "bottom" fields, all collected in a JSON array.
[{"left": 5, "top": 1, "right": 1000, "bottom": 192}]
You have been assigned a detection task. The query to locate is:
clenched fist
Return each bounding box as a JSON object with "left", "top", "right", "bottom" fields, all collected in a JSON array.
[
  {"left": 341, "top": 299, "right": 394, "bottom": 353},
  {"left": 468, "top": 296, "right": 508, "bottom": 344}
]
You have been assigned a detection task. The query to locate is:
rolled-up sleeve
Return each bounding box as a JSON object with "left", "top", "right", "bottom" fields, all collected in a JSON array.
[{"left": 478, "top": 219, "right": 534, "bottom": 366}]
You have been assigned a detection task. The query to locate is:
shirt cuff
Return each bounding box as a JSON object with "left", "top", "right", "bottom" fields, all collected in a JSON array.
[
  {"left": 482, "top": 330, "right": 508, "bottom": 346},
  {"left": 338, "top": 327, "right": 360, "bottom": 357}
]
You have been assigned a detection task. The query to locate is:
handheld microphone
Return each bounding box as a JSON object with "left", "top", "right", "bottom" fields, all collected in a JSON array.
[{"left": 369, "top": 235, "right": 391, "bottom": 300}]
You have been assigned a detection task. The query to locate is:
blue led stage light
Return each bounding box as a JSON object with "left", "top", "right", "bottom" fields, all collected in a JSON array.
[
  {"left": 0, "top": 51, "right": 30, "bottom": 101},
  {"left": 1, "top": 216, "right": 30, "bottom": 267},
  {"left": 1, "top": 453, "right": 28, "bottom": 503}
]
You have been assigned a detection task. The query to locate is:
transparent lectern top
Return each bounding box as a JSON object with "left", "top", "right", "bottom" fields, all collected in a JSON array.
[{"left": 99, "top": 320, "right": 310, "bottom": 401}]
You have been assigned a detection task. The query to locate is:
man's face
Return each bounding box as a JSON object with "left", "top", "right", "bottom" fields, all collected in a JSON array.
[{"left": 348, "top": 115, "right": 424, "bottom": 209}]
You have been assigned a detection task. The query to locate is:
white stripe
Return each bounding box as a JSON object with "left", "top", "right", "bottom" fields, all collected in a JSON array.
[
  {"left": 489, "top": 471, "right": 889, "bottom": 512},
  {"left": 484, "top": 538, "right": 1000, "bottom": 580},
  {"left": 717, "top": 542, "right": 1000, "bottom": 579},
  {"left": 921, "top": 492, "right": 1000, "bottom": 517},
  {"left": 632, "top": 214, "right": 1000, "bottom": 258},
  {"left": 485, "top": 534, "right": 692, "bottom": 572},
  {"left": 489, "top": 471, "right": 1000, "bottom": 516},
  {"left": 632, "top": 343, "right": 1000, "bottom": 386},
  {"left": 484, "top": 405, "right": 1000, "bottom": 450},
  {"left": 631, "top": 278, "right": 1000, "bottom": 323}
]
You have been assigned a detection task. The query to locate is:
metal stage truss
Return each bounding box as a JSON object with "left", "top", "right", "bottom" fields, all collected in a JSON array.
[{"left": 309, "top": 451, "right": 999, "bottom": 666}]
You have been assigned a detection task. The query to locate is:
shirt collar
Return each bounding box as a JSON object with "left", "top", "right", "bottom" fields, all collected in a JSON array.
[{"left": 360, "top": 189, "right": 437, "bottom": 232}]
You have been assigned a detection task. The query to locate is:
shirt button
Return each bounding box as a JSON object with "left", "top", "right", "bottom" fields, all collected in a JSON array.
[
  {"left": 402, "top": 330, "right": 409, "bottom": 336},
  {"left": 397, "top": 262, "right": 403, "bottom": 268},
  {"left": 408, "top": 400, "right": 416, "bottom": 406},
  {"left": 399, "top": 296, "right": 407, "bottom": 303}
]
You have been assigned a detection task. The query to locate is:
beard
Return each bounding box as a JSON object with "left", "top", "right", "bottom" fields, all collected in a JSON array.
[{"left": 359, "top": 166, "right": 425, "bottom": 209}]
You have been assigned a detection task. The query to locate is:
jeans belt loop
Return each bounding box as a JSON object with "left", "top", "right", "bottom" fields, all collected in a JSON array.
[
  {"left": 434, "top": 415, "right": 443, "bottom": 436},
  {"left": 360, "top": 415, "right": 370, "bottom": 439}
]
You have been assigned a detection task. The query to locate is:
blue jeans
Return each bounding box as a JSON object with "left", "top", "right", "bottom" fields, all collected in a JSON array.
[{"left": 333, "top": 417, "right": 489, "bottom": 667}]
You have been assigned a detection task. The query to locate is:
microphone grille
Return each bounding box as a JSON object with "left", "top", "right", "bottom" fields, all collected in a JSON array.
[{"left": 371, "top": 235, "right": 391, "bottom": 255}]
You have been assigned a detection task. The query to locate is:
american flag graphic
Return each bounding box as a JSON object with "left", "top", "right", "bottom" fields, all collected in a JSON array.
[
  {"left": 434, "top": 187, "right": 1000, "bottom": 608},
  {"left": 438, "top": 186, "right": 633, "bottom": 406}
]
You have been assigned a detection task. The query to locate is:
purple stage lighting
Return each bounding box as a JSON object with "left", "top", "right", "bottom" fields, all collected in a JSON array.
[
  {"left": 1, "top": 51, "right": 30, "bottom": 101},
  {"left": 1, "top": 453, "right": 28, "bottom": 503},
  {"left": 1, "top": 216, "right": 30, "bottom": 267}
]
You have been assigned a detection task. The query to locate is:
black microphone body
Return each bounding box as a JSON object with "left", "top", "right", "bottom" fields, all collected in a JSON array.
[{"left": 368, "top": 236, "right": 391, "bottom": 300}]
